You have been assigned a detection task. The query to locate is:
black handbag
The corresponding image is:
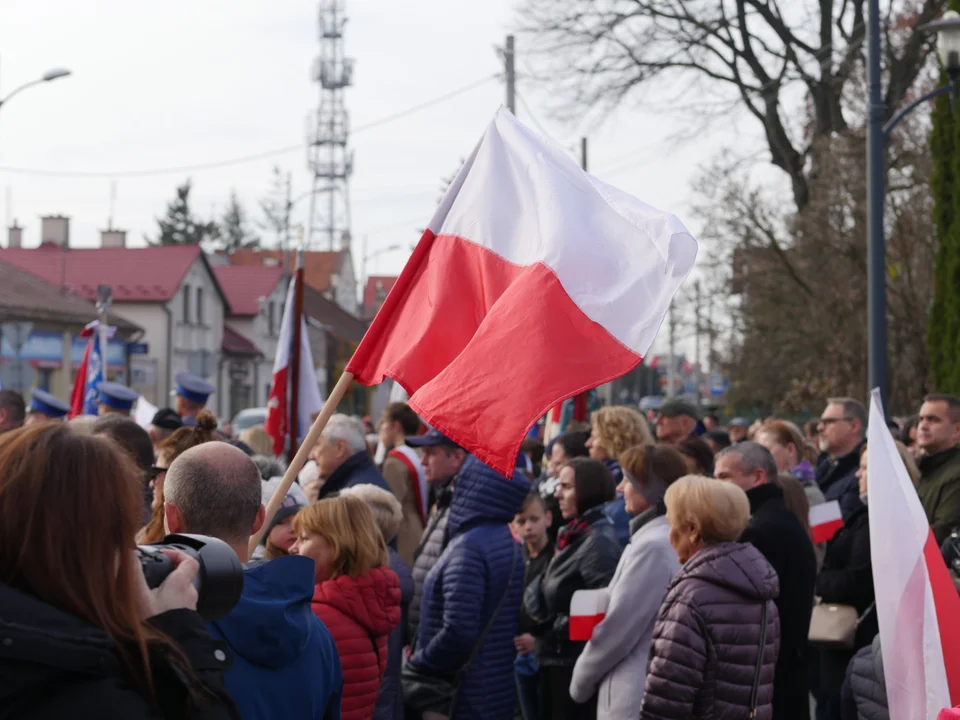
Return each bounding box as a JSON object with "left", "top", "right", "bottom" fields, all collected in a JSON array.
[{"left": 402, "top": 541, "right": 519, "bottom": 718}]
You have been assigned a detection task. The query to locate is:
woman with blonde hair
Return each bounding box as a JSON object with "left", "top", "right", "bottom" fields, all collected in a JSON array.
[
  {"left": 238, "top": 425, "right": 274, "bottom": 457},
  {"left": 340, "top": 484, "right": 415, "bottom": 720},
  {"left": 641, "top": 475, "right": 780, "bottom": 719},
  {"left": 293, "top": 494, "right": 401, "bottom": 720},
  {"left": 587, "top": 406, "right": 653, "bottom": 547},
  {"left": 138, "top": 410, "right": 220, "bottom": 544},
  {"left": 756, "top": 419, "right": 826, "bottom": 508}
]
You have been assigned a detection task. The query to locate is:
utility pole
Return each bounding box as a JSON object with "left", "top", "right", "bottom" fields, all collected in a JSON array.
[
  {"left": 505, "top": 34, "right": 516, "bottom": 114},
  {"left": 580, "top": 137, "right": 588, "bottom": 172},
  {"left": 694, "top": 281, "right": 702, "bottom": 407},
  {"left": 667, "top": 300, "right": 676, "bottom": 399},
  {"left": 866, "top": 0, "right": 888, "bottom": 410}
]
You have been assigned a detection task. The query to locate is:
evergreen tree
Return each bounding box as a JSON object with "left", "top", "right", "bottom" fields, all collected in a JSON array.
[
  {"left": 152, "top": 179, "right": 220, "bottom": 246},
  {"left": 221, "top": 190, "right": 259, "bottom": 254},
  {"left": 259, "top": 166, "right": 291, "bottom": 249},
  {"left": 928, "top": 0, "right": 960, "bottom": 393}
]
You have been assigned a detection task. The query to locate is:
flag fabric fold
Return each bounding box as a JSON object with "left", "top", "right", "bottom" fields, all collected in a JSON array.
[
  {"left": 346, "top": 109, "right": 697, "bottom": 475},
  {"left": 868, "top": 388, "right": 960, "bottom": 718},
  {"left": 265, "top": 278, "right": 324, "bottom": 457}
]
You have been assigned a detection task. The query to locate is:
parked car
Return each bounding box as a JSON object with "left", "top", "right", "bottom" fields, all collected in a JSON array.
[{"left": 230, "top": 407, "right": 268, "bottom": 437}]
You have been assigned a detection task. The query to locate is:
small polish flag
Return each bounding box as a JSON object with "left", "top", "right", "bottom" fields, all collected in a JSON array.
[
  {"left": 868, "top": 388, "right": 960, "bottom": 718},
  {"left": 346, "top": 109, "right": 697, "bottom": 475},
  {"left": 265, "top": 277, "right": 324, "bottom": 457},
  {"left": 569, "top": 589, "right": 611, "bottom": 642},
  {"left": 809, "top": 500, "right": 844, "bottom": 544}
]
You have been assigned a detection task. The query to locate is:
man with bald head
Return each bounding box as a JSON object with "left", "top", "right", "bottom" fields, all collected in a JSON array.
[{"left": 164, "top": 443, "right": 343, "bottom": 720}]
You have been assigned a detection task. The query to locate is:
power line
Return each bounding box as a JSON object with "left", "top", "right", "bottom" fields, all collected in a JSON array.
[{"left": 0, "top": 74, "right": 499, "bottom": 180}]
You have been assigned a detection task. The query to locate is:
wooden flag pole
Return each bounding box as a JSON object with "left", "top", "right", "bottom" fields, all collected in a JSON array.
[
  {"left": 248, "top": 370, "right": 354, "bottom": 556},
  {"left": 287, "top": 259, "right": 305, "bottom": 464}
]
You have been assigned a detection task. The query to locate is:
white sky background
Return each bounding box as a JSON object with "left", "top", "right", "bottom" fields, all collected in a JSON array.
[{"left": 0, "top": 0, "right": 781, "bottom": 367}]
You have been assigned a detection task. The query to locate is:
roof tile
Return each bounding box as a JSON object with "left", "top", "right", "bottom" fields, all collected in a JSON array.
[
  {"left": 0, "top": 245, "right": 204, "bottom": 303},
  {"left": 213, "top": 265, "right": 285, "bottom": 317}
]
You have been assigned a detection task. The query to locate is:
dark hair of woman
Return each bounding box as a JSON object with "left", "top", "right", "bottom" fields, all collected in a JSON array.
[
  {"left": 675, "top": 436, "right": 716, "bottom": 476},
  {"left": 565, "top": 457, "right": 617, "bottom": 515},
  {"left": 620, "top": 443, "right": 690, "bottom": 492},
  {"left": 139, "top": 410, "right": 221, "bottom": 544},
  {"left": 0, "top": 423, "right": 206, "bottom": 707},
  {"left": 556, "top": 430, "right": 590, "bottom": 459}
]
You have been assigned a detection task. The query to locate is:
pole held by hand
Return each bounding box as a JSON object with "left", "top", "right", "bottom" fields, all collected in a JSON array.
[{"left": 248, "top": 371, "right": 355, "bottom": 556}]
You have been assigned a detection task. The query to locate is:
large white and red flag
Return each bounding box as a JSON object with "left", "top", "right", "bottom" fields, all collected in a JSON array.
[
  {"left": 868, "top": 388, "right": 960, "bottom": 718},
  {"left": 346, "top": 109, "right": 698, "bottom": 475},
  {"left": 265, "top": 278, "right": 324, "bottom": 457}
]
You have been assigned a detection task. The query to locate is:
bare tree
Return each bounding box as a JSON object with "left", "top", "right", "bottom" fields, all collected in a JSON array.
[
  {"left": 695, "top": 104, "right": 935, "bottom": 414},
  {"left": 520, "top": 0, "right": 945, "bottom": 209}
]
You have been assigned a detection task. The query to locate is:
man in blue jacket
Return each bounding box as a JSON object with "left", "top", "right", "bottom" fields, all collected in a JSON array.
[
  {"left": 408, "top": 455, "right": 529, "bottom": 720},
  {"left": 163, "top": 442, "right": 343, "bottom": 720}
]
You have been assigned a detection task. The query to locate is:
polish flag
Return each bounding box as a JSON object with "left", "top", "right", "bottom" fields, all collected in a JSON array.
[
  {"left": 346, "top": 110, "right": 697, "bottom": 475},
  {"left": 569, "top": 589, "right": 611, "bottom": 641},
  {"left": 265, "top": 279, "right": 324, "bottom": 457},
  {"left": 868, "top": 389, "right": 960, "bottom": 718},
  {"left": 68, "top": 320, "right": 111, "bottom": 419},
  {"left": 809, "top": 500, "right": 844, "bottom": 544}
]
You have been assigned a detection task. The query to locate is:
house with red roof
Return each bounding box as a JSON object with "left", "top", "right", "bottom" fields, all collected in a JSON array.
[
  {"left": 211, "top": 265, "right": 288, "bottom": 417},
  {"left": 362, "top": 275, "right": 398, "bottom": 319},
  {"left": 0, "top": 218, "right": 229, "bottom": 416},
  {"left": 221, "top": 247, "right": 358, "bottom": 315}
]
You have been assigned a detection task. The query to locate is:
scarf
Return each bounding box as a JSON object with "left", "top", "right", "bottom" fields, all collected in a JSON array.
[{"left": 557, "top": 506, "right": 605, "bottom": 551}]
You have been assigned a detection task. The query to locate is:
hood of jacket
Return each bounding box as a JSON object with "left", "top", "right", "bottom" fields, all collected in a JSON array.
[
  {"left": 446, "top": 455, "right": 531, "bottom": 539},
  {"left": 210, "top": 555, "right": 317, "bottom": 669},
  {"left": 313, "top": 565, "right": 401, "bottom": 636},
  {"left": 676, "top": 541, "right": 779, "bottom": 602}
]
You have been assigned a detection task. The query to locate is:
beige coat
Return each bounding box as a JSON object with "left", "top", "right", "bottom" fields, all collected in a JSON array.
[{"left": 382, "top": 455, "right": 425, "bottom": 565}]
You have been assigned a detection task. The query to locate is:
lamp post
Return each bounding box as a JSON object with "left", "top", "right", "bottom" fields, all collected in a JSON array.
[
  {"left": 866, "top": 6, "right": 960, "bottom": 410},
  {"left": 0, "top": 67, "right": 72, "bottom": 110}
]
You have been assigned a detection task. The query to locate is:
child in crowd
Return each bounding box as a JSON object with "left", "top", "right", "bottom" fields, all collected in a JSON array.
[{"left": 513, "top": 492, "right": 554, "bottom": 720}]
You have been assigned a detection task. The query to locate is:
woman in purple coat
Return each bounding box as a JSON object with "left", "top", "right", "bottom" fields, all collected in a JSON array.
[{"left": 642, "top": 475, "right": 781, "bottom": 720}]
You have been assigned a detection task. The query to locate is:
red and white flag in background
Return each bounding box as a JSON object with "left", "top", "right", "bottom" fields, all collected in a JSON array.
[
  {"left": 868, "top": 389, "right": 960, "bottom": 718},
  {"left": 809, "top": 500, "right": 844, "bottom": 544},
  {"left": 265, "top": 279, "right": 324, "bottom": 457},
  {"left": 346, "top": 109, "right": 698, "bottom": 475}
]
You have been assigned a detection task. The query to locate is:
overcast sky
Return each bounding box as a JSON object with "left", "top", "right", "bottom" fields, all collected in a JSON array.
[{"left": 0, "top": 0, "right": 768, "bottom": 366}]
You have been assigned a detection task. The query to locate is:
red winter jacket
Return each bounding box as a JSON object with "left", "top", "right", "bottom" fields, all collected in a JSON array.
[{"left": 311, "top": 566, "right": 401, "bottom": 720}]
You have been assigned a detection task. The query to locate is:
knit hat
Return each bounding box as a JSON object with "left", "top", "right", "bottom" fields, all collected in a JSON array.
[{"left": 260, "top": 477, "right": 309, "bottom": 543}]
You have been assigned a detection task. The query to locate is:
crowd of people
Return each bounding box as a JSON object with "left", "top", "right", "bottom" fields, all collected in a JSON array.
[{"left": 1, "top": 379, "right": 959, "bottom": 720}]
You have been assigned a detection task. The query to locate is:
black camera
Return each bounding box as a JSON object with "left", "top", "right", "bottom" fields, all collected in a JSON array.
[{"left": 137, "top": 534, "right": 244, "bottom": 621}]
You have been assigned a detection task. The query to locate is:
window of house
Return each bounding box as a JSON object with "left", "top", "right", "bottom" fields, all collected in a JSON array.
[
  {"left": 197, "top": 287, "right": 204, "bottom": 326},
  {"left": 183, "top": 286, "right": 191, "bottom": 325},
  {"left": 36, "top": 368, "right": 52, "bottom": 391},
  {"left": 266, "top": 300, "right": 274, "bottom": 337}
]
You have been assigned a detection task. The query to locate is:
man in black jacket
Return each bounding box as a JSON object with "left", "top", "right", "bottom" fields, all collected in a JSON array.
[
  {"left": 715, "top": 441, "right": 817, "bottom": 720},
  {"left": 815, "top": 397, "right": 867, "bottom": 521}
]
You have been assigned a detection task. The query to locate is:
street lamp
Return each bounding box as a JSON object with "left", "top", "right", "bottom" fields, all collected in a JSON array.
[
  {"left": 0, "top": 67, "right": 72, "bottom": 110},
  {"left": 866, "top": 6, "right": 960, "bottom": 410}
]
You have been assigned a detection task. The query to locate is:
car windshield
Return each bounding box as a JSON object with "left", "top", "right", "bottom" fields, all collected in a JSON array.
[{"left": 232, "top": 409, "right": 267, "bottom": 432}]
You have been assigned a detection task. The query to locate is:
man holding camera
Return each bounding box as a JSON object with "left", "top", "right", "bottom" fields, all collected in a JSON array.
[{"left": 163, "top": 442, "right": 343, "bottom": 720}]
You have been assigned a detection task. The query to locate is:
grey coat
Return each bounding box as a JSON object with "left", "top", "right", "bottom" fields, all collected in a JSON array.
[
  {"left": 569, "top": 512, "right": 680, "bottom": 719},
  {"left": 846, "top": 635, "right": 888, "bottom": 720},
  {"left": 408, "top": 486, "right": 452, "bottom": 641}
]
